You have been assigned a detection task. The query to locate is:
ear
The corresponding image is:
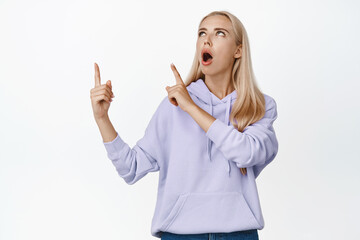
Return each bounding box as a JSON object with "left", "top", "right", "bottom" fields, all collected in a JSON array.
[{"left": 234, "top": 44, "right": 242, "bottom": 59}]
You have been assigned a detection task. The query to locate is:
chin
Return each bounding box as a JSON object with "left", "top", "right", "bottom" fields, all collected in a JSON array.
[{"left": 200, "top": 66, "right": 217, "bottom": 76}]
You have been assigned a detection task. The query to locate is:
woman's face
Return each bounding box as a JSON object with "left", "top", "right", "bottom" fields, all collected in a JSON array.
[{"left": 196, "top": 15, "right": 241, "bottom": 77}]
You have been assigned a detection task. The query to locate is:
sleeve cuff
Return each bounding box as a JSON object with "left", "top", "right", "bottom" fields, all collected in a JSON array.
[
  {"left": 206, "top": 118, "right": 229, "bottom": 143},
  {"left": 103, "top": 131, "right": 126, "bottom": 154}
]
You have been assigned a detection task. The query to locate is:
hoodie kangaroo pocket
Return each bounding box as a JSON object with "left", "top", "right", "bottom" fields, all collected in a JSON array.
[
  {"left": 160, "top": 193, "right": 190, "bottom": 231},
  {"left": 161, "top": 192, "right": 261, "bottom": 233}
]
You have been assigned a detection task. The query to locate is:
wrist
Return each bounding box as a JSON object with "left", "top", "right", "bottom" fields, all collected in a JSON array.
[
  {"left": 185, "top": 103, "right": 199, "bottom": 114},
  {"left": 95, "top": 114, "right": 110, "bottom": 124}
]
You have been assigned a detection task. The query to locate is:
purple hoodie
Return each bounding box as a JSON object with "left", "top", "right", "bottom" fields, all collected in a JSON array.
[{"left": 103, "top": 78, "right": 278, "bottom": 238}]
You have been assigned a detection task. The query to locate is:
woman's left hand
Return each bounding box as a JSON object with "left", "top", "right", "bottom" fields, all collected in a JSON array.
[{"left": 166, "top": 63, "right": 196, "bottom": 113}]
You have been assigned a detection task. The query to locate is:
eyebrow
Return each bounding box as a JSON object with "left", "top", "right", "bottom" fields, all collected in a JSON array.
[{"left": 198, "top": 27, "right": 230, "bottom": 34}]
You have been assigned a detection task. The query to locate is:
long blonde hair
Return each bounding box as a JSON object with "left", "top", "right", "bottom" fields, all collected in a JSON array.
[{"left": 184, "top": 10, "right": 266, "bottom": 133}]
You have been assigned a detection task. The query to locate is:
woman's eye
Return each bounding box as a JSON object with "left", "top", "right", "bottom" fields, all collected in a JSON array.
[{"left": 198, "top": 31, "right": 225, "bottom": 37}]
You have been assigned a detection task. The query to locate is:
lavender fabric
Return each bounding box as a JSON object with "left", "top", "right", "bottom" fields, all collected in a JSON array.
[{"left": 103, "top": 78, "right": 279, "bottom": 238}]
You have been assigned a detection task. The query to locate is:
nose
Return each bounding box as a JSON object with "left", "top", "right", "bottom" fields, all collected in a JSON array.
[{"left": 203, "top": 35, "right": 211, "bottom": 46}]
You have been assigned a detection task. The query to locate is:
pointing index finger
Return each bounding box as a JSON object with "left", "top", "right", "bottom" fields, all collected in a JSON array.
[
  {"left": 94, "top": 62, "right": 101, "bottom": 87},
  {"left": 171, "top": 63, "right": 184, "bottom": 85}
]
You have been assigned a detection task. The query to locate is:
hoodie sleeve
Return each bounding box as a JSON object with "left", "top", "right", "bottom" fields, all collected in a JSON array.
[
  {"left": 103, "top": 97, "right": 168, "bottom": 185},
  {"left": 205, "top": 96, "right": 278, "bottom": 178}
]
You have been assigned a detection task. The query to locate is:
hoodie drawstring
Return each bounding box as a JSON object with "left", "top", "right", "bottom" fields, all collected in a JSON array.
[
  {"left": 224, "top": 99, "right": 231, "bottom": 176},
  {"left": 207, "top": 92, "right": 232, "bottom": 177},
  {"left": 207, "top": 92, "right": 213, "bottom": 163}
]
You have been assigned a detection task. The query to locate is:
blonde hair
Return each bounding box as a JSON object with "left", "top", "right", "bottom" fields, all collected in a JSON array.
[
  {"left": 184, "top": 10, "right": 266, "bottom": 133},
  {"left": 184, "top": 11, "right": 266, "bottom": 176}
]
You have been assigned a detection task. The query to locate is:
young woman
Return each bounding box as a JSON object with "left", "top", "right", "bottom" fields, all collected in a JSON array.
[{"left": 90, "top": 10, "right": 278, "bottom": 240}]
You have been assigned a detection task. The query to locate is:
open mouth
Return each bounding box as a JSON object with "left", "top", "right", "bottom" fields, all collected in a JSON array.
[
  {"left": 202, "top": 52, "right": 213, "bottom": 62},
  {"left": 201, "top": 48, "right": 214, "bottom": 66}
]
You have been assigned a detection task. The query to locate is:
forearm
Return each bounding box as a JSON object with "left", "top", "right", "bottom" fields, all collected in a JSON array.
[
  {"left": 95, "top": 114, "right": 118, "bottom": 143},
  {"left": 185, "top": 104, "right": 216, "bottom": 133}
]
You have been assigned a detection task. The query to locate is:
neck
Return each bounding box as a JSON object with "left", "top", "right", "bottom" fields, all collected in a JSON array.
[{"left": 204, "top": 68, "right": 234, "bottom": 100}]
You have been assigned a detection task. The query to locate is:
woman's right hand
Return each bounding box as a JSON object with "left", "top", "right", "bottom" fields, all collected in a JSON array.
[{"left": 90, "top": 62, "right": 115, "bottom": 120}]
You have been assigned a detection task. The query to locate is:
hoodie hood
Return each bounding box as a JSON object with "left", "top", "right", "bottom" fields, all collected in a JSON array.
[{"left": 187, "top": 78, "right": 237, "bottom": 176}]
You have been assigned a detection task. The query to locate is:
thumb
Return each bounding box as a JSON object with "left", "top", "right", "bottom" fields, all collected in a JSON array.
[{"left": 107, "top": 80, "right": 112, "bottom": 88}]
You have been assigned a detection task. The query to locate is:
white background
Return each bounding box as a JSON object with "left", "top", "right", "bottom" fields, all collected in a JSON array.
[{"left": 1, "top": 0, "right": 359, "bottom": 239}]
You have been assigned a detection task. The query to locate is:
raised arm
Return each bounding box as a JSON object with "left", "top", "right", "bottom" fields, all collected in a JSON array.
[
  {"left": 102, "top": 97, "right": 168, "bottom": 185},
  {"left": 205, "top": 97, "right": 279, "bottom": 178}
]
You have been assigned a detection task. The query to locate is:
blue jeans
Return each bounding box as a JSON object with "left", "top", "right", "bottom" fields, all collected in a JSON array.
[{"left": 161, "top": 229, "right": 259, "bottom": 240}]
